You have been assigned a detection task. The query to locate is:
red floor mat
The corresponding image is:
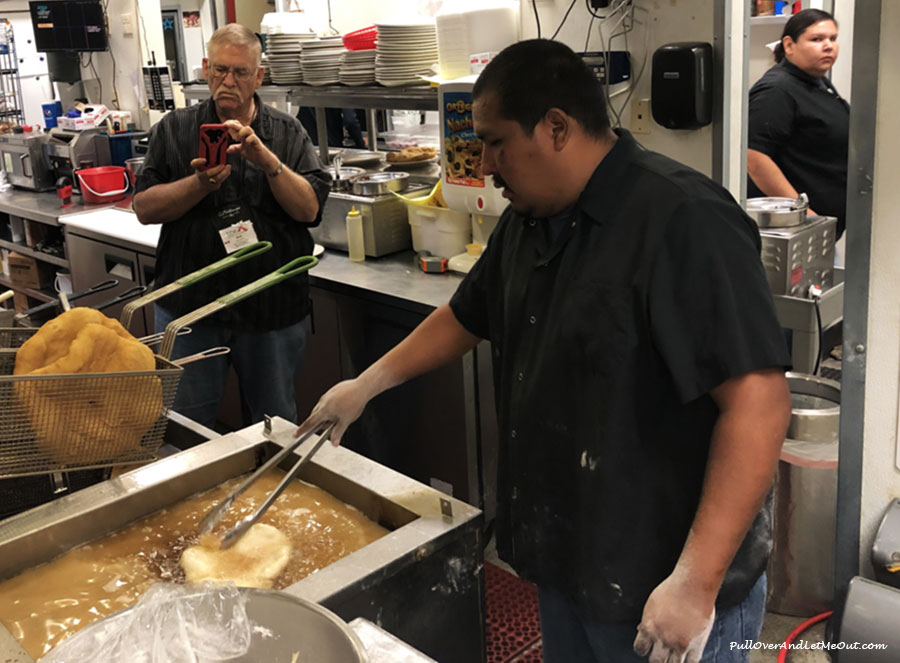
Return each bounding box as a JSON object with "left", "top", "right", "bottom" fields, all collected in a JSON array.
[{"left": 485, "top": 561, "right": 543, "bottom": 663}]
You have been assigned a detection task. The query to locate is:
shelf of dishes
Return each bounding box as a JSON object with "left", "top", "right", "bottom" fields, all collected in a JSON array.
[
  {"left": 181, "top": 84, "right": 439, "bottom": 163},
  {"left": 181, "top": 84, "right": 437, "bottom": 113}
]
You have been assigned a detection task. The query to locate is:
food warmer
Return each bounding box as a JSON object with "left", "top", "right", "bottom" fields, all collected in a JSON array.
[{"left": 0, "top": 417, "right": 485, "bottom": 663}]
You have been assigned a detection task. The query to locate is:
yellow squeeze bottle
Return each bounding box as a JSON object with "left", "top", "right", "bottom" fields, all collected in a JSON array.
[{"left": 346, "top": 206, "right": 365, "bottom": 262}]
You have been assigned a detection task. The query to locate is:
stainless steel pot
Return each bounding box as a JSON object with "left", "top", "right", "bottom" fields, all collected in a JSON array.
[
  {"left": 124, "top": 157, "right": 144, "bottom": 184},
  {"left": 785, "top": 371, "right": 840, "bottom": 442},
  {"left": 351, "top": 172, "right": 409, "bottom": 196},
  {"left": 45, "top": 587, "right": 368, "bottom": 663},
  {"left": 327, "top": 166, "right": 365, "bottom": 192},
  {"left": 745, "top": 196, "right": 810, "bottom": 228}
]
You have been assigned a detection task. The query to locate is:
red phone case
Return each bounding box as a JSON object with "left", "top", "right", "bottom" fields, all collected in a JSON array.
[{"left": 198, "top": 123, "right": 229, "bottom": 170}]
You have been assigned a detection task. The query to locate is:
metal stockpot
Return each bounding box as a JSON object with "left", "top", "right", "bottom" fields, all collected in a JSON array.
[
  {"left": 785, "top": 372, "right": 841, "bottom": 443},
  {"left": 746, "top": 196, "right": 810, "bottom": 228},
  {"left": 768, "top": 372, "right": 840, "bottom": 616}
]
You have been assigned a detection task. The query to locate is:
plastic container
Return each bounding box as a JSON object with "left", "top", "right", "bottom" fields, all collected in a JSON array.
[
  {"left": 439, "top": 79, "right": 507, "bottom": 216},
  {"left": 346, "top": 206, "right": 365, "bottom": 262},
  {"left": 471, "top": 213, "right": 501, "bottom": 246},
  {"left": 107, "top": 133, "right": 134, "bottom": 166},
  {"left": 407, "top": 198, "right": 471, "bottom": 259},
  {"left": 75, "top": 166, "right": 130, "bottom": 204},
  {"left": 448, "top": 243, "right": 483, "bottom": 274},
  {"left": 436, "top": 2, "right": 519, "bottom": 80},
  {"left": 343, "top": 25, "right": 377, "bottom": 51}
]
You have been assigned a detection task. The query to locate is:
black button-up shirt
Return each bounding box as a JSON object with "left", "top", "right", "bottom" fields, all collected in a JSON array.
[
  {"left": 135, "top": 95, "right": 330, "bottom": 331},
  {"left": 450, "top": 130, "right": 791, "bottom": 622},
  {"left": 748, "top": 59, "right": 850, "bottom": 236}
]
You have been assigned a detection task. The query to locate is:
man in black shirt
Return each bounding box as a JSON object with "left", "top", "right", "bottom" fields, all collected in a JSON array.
[
  {"left": 299, "top": 40, "right": 791, "bottom": 663},
  {"left": 134, "top": 24, "right": 330, "bottom": 428}
]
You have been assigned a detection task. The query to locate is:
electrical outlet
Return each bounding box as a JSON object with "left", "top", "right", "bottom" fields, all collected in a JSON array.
[
  {"left": 631, "top": 98, "right": 651, "bottom": 134},
  {"left": 121, "top": 13, "right": 134, "bottom": 36}
]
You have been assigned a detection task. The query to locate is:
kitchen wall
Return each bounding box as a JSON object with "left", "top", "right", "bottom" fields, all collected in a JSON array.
[
  {"left": 5, "top": 0, "right": 167, "bottom": 130},
  {"left": 516, "top": 0, "right": 716, "bottom": 177},
  {"left": 858, "top": 0, "right": 900, "bottom": 575}
]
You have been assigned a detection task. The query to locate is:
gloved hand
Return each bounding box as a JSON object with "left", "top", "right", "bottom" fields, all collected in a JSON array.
[
  {"left": 294, "top": 378, "right": 369, "bottom": 446},
  {"left": 633, "top": 572, "right": 716, "bottom": 663}
]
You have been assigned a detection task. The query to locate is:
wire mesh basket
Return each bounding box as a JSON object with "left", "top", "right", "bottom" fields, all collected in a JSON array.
[
  {"left": 0, "top": 354, "right": 182, "bottom": 478},
  {"left": 0, "top": 245, "right": 317, "bottom": 480}
]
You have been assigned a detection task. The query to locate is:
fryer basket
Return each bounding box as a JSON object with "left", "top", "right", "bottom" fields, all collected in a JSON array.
[{"left": 0, "top": 356, "right": 182, "bottom": 478}]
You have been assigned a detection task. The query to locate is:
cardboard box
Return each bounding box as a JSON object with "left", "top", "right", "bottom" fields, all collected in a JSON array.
[
  {"left": 7, "top": 252, "right": 54, "bottom": 290},
  {"left": 57, "top": 104, "right": 110, "bottom": 131},
  {"left": 13, "top": 291, "right": 29, "bottom": 314},
  {"left": 24, "top": 220, "right": 48, "bottom": 249}
]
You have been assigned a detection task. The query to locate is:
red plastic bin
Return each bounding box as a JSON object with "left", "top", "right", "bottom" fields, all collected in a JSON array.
[
  {"left": 75, "top": 166, "right": 131, "bottom": 204},
  {"left": 343, "top": 25, "right": 377, "bottom": 51}
]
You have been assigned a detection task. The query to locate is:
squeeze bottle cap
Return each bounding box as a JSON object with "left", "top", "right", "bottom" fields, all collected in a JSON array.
[{"left": 347, "top": 206, "right": 360, "bottom": 217}]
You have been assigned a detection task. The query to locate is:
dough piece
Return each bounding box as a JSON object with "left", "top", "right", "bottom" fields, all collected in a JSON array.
[
  {"left": 13, "top": 307, "right": 161, "bottom": 464},
  {"left": 386, "top": 146, "right": 437, "bottom": 162},
  {"left": 180, "top": 523, "right": 292, "bottom": 589}
]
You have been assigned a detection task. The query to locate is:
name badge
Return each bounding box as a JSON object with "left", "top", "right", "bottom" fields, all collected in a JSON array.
[{"left": 218, "top": 219, "right": 259, "bottom": 254}]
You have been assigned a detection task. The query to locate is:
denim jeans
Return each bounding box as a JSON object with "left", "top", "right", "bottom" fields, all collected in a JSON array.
[
  {"left": 155, "top": 305, "right": 308, "bottom": 429},
  {"left": 538, "top": 573, "right": 767, "bottom": 663}
]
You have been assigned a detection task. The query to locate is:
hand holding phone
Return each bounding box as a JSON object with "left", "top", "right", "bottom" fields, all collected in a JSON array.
[{"left": 197, "top": 123, "right": 229, "bottom": 171}]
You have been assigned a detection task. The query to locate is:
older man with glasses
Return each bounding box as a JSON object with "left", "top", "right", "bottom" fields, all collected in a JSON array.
[{"left": 133, "top": 24, "right": 330, "bottom": 430}]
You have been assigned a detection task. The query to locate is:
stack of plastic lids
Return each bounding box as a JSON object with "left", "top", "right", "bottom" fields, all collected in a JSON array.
[
  {"left": 375, "top": 17, "right": 438, "bottom": 87},
  {"left": 300, "top": 37, "right": 345, "bottom": 86},
  {"left": 340, "top": 50, "right": 376, "bottom": 86},
  {"left": 262, "top": 13, "right": 317, "bottom": 85},
  {"left": 436, "top": 1, "right": 519, "bottom": 80}
]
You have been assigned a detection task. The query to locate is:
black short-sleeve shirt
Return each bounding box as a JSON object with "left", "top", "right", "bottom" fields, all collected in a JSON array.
[
  {"left": 450, "top": 129, "right": 791, "bottom": 622},
  {"left": 748, "top": 60, "right": 850, "bottom": 236},
  {"left": 135, "top": 96, "right": 331, "bottom": 331}
]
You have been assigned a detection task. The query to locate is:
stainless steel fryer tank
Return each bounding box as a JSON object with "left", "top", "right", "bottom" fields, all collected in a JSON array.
[{"left": 0, "top": 417, "right": 485, "bottom": 663}]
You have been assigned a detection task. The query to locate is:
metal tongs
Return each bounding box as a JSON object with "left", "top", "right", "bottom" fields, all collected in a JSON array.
[{"left": 197, "top": 417, "right": 336, "bottom": 549}]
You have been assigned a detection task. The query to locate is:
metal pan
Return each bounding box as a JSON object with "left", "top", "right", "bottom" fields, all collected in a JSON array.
[
  {"left": 351, "top": 171, "right": 409, "bottom": 196},
  {"left": 745, "top": 195, "right": 810, "bottom": 228}
]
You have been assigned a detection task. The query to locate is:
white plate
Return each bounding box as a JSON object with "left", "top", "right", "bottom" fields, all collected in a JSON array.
[{"left": 313, "top": 243, "right": 325, "bottom": 257}]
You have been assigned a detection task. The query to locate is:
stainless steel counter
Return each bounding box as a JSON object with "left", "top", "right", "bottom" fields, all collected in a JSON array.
[
  {"left": 0, "top": 189, "right": 130, "bottom": 226},
  {"left": 310, "top": 250, "right": 463, "bottom": 315}
]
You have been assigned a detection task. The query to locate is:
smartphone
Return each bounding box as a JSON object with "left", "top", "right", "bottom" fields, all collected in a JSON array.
[{"left": 197, "top": 123, "right": 229, "bottom": 170}]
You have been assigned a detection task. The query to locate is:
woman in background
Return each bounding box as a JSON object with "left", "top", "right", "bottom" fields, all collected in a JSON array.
[{"left": 747, "top": 9, "right": 850, "bottom": 238}]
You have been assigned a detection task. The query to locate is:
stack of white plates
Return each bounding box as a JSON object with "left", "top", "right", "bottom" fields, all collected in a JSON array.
[
  {"left": 266, "top": 33, "right": 315, "bottom": 84},
  {"left": 300, "top": 37, "right": 346, "bottom": 86},
  {"left": 339, "top": 49, "right": 376, "bottom": 86},
  {"left": 375, "top": 18, "right": 438, "bottom": 87},
  {"left": 261, "top": 54, "right": 272, "bottom": 84}
]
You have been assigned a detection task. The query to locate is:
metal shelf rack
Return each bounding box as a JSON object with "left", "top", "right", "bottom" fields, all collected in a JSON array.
[{"left": 0, "top": 20, "right": 25, "bottom": 127}]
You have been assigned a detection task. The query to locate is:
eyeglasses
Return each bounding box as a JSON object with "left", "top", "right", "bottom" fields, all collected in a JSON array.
[{"left": 208, "top": 64, "right": 256, "bottom": 82}]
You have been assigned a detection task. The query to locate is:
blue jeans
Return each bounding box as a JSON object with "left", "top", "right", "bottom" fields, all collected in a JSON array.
[
  {"left": 538, "top": 574, "right": 767, "bottom": 663},
  {"left": 155, "top": 305, "right": 308, "bottom": 429}
]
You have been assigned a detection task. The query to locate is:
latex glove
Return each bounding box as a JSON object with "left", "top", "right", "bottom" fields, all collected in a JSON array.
[
  {"left": 633, "top": 572, "right": 716, "bottom": 663},
  {"left": 295, "top": 379, "right": 369, "bottom": 446}
]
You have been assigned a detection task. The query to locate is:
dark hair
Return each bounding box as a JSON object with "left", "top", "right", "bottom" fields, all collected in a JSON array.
[
  {"left": 472, "top": 39, "right": 610, "bottom": 139},
  {"left": 774, "top": 9, "right": 836, "bottom": 63}
]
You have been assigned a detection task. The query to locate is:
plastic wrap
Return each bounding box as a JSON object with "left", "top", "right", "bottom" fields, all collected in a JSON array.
[{"left": 41, "top": 583, "right": 252, "bottom": 663}]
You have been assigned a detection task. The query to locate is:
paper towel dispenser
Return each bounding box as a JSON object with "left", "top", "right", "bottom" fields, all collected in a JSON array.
[{"left": 650, "top": 42, "right": 712, "bottom": 130}]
